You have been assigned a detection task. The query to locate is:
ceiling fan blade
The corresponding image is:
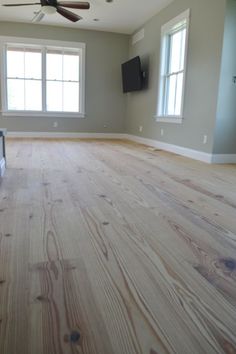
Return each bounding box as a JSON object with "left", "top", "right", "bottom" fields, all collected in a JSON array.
[
  {"left": 2, "top": 2, "right": 40, "bottom": 6},
  {"left": 32, "top": 11, "right": 45, "bottom": 22},
  {"left": 57, "top": 1, "right": 90, "bottom": 9},
  {"left": 56, "top": 6, "right": 82, "bottom": 22}
]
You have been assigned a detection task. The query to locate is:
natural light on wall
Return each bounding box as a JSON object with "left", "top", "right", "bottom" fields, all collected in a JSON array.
[{"left": 157, "top": 9, "right": 190, "bottom": 123}]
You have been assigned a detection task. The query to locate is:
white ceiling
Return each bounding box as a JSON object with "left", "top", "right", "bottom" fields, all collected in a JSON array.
[{"left": 0, "top": 0, "right": 173, "bottom": 34}]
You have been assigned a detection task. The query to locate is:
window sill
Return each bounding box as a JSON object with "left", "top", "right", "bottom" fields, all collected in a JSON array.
[
  {"left": 155, "top": 116, "right": 183, "bottom": 124},
  {"left": 1, "top": 111, "right": 86, "bottom": 119}
]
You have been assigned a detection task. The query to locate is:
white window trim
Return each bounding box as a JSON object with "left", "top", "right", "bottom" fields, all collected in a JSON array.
[
  {"left": 0, "top": 36, "right": 86, "bottom": 118},
  {"left": 155, "top": 9, "right": 190, "bottom": 124}
]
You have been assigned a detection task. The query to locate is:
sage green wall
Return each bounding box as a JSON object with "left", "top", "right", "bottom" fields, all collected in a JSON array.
[
  {"left": 0, "top": 22, "right": 129, "bottom": 133},
  {"left": 213, "top": 0, "right": 236, "bottom": 154},
  {"left": 125, "top": 0, "right": 226, "bottom": 153}
]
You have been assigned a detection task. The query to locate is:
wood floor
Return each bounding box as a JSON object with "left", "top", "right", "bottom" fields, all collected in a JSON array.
[{"left": 0, "top": 138, "right": 236, "bottom": 354}]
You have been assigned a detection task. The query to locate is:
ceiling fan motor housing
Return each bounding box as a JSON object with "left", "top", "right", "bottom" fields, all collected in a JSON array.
[{"left": 41, "top": 0, "right": 57, "bottom": 7}]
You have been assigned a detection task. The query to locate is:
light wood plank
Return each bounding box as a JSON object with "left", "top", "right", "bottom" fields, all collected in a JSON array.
[{"left": 0, "top": 138, "right": 236, "bottom": 354}]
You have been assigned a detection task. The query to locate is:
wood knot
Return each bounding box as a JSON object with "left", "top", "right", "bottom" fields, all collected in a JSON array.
[
  {"left": 5, "top": 233, "right": 12, "bottom": 237},
  {"left": 0, "top": 280, "right": 6, "bottom": 285},
  {"left": 150, "top": 349, "right": 158, "bottom": 354},
  {"left": 220, "top": 259, "right": 236, "bottom": 271},
  {"left": 36, "top": 295, "right": 48, "bottom": 302},
  {"left": 102, "top": 222, "right": 109, "bottom": 226},
  {"left": 54, "top": 199, "right": 63, "bottom": 203},
  {"left": 99, "top": 194, "right": 106, "bottom": 198},
  {"left": 70, "top": 331, "right": 81, "bottom": 343},
  {"left": 64, "top": 331, "right": 81, "bottom": 344},
  {"left": 42, "top": 182, "right": 50, "bottom": 186}
]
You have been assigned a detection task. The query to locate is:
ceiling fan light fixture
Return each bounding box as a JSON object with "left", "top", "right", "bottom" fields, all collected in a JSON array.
[{"left": 41, "top": 5, "right": 57, "bottom": 15}]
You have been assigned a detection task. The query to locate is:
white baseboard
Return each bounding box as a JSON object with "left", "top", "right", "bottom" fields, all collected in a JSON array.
[
  {"left": 0, "top": 158, "right": 6, "bottom": 177},
  {"left": 5, "top": 132, "right": 236, "bottom": 164},
  {"left": 7, "top": 132, "right": 125, "bottom": 139},
  {"left": 123, "top": 134, "right": 213, "bottom": 163},
  {"left": 211, "top": 154, "right": 236, "bottom": 164}
]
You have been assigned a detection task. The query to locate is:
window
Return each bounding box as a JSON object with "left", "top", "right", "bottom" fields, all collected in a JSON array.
[
  {"left": 157, "top": 10, "right": 190, "bottom": 123},
  {"left": 0, "top": 37, "right": 85, "bottom": 117}
]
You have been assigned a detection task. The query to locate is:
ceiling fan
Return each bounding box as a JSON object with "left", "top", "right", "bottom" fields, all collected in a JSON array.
[{"left": 2, "top": 0, "right": 90, "bottom": 22}]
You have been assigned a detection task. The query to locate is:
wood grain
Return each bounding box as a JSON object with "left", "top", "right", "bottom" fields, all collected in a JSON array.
[{"left": 0, "top": 138, "right": 236, "bottom": 354}]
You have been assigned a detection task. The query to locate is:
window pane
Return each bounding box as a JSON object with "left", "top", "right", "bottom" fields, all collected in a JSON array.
[
  {"left": 25, "top": 80, "right": 42, "bottom": 110},
  {"left": 180, "top": 29, "right": 186, "bottom": 71},
  {"left": 46, "top": 53, "right": 63, "bottom": 80},
  {"left": 46, "top": 81, "right": 63, "bottom": 111},
  {"left": 166, "top": 73, "right": 184, "bottom": 116},
  {"left": 7, "top": 79, "right": 24, "bottom": 110},
  {"left": 175, "top": 73, "right": 184, "bottom": 116},
  {"left": 63, "top": 82, "right": 79, "bottom": 112},
  {"left": 169, "top": 28, "right": 186, "bottom": 73},
  {"left": 63, "top": 54, "right": 79, "bottom": 81},
  {"left": 166, "top": 75, "right": 177, "bottom": 115},
  {"left": 25, "top": 51, "right": 42, "bottom": 79},
  {"left": 7, "top": 50, "right": 24, "bottom": 78}
]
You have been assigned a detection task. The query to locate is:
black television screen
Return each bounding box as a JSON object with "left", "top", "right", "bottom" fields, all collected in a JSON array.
[{"left": 122, "top": 56, "right": 143, "bottom": 93}]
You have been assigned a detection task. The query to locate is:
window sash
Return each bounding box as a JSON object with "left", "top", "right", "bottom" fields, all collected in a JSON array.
[
  {"left": 7, "top": 78, "right": 42, "bottom": 111},
  {"left": 6, "top": 46, "right": 42, "bottom": 81},
  {"left": 46, "top": 81, "right": 80, "bottom": 112},
  {"left": 46, "top": 48, "right": 80, "bottom": 82},
  {"left": 166, "top": 27, "right": 186, "bottom": 76},
  {"left": 163, "top": 71, "right": 184, "bottom": 116}
]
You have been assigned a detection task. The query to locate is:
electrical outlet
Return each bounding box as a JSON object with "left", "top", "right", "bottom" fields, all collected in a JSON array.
[
  {"left": 139, "top": 126, "right": 143, "bottom": 132},
  {"left": 203, "top": 135, "right": 208, "bottom": 145},
  {"left": 53, "top": 121, "right": 58, "bottom": 128},
  {"left": 161, "top": 129, "right": 164, "bottom": 137}
]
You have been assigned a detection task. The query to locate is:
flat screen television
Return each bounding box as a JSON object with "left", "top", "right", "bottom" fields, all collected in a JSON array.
[{"left": 122, "top": 56, "right": 143, "bottom": 93}]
